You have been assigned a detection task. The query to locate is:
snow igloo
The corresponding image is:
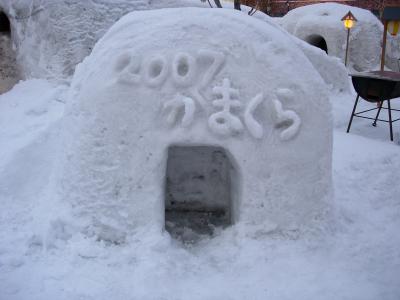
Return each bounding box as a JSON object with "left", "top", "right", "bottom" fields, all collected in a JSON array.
[
  {"left": 61, "top": 8, "right": 333, "bottom": 242},
  {"left": 280, "top": 3, "right": 400, "bottom": 72}
]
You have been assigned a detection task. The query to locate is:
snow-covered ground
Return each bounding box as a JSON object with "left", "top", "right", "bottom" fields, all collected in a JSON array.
[
  {"left": 0, "top": 5, "right": 400, "bottom": 299},
  {"left": 0, "top": 77, "right": 399, "bottom": 300}
]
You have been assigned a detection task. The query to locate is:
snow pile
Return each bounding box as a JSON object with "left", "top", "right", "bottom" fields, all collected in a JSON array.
[
  {"left": 0, "top": 79, "right": 67, "bottom": 266},
  {"left": 60, "top": 7, "right": 333, "bottom": 243},
  {"left": 0, "top": 0, "right": 210, "bottom": 79},
  {"left": 0, "top": 79, "right": 64, "bottom": 164},
  {"left": 296, "top": 39, "right": 351, "bottom": 93},
  {"left": 280, "top": 3, "right": 400, "bottom": 71}
]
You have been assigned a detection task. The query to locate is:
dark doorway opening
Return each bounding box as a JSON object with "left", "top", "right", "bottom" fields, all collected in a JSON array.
[
  {"left": 306, "top": 35, "right": 328, "bottom": 54},
  {"left": 165, "top": 146, "right": 235, "bottom": 242},
  {"left": 0, "top": 12, "right": 10, "bottom": 34},
  {"left": 0, "top": 11, "right": 20, "bottom": 94}
]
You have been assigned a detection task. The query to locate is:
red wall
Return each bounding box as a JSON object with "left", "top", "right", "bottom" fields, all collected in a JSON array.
[{"left": 241, "top": 0, "right": 400, "bottom": 17}]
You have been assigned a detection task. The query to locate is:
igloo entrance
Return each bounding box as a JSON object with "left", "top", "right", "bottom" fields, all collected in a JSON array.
[
  {"left": 0, "top": 11, "right": 19, "bottom": 94},
  {"left": 164, "top": 146, "right": 235, "bottom": 240},
  {"left": 0, "top": 12, "right": 10, "bottom": 33},
  {"left": 305, "top": 35, "right": 328, "bottom": 54}
]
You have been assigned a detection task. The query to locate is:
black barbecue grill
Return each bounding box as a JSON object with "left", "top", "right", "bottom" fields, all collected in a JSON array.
[{"left": 346, "top": 71, "right": 400, "bottom": 141}]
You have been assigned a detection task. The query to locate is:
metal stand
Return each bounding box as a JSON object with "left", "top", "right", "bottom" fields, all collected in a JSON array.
[
  {"left": 388, "top": 100, "right": 393, "bottom": 141},
  {"left": 346, "top": 94, "right": 359, "bottom": 133},
  {"left": 372, "top": 102, "right": 382, "bottom": 127},
  {"left": 346, "top": 95, "right": 400, "bottom": 141},
  {"left": 345, "top": 28, "right": 350, "bottom": 67}
]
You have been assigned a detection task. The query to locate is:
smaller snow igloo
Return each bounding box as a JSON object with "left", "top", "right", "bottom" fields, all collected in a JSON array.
[
  {"left": 280, "top": 3, "right": 400, "bottom": 71},
  {"left": 61, "top": 8, "right": 333, "bottom": 242}
]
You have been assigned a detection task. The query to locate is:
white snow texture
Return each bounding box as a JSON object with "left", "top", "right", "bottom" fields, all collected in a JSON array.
[
  {"left": 1, "top": 3, "right": 399, "bottom": 300},
  {"left": 0, "top": 0, "right": 210, "bottom": 78},
  {"left": 60, "top": 8, "right": 333, "bottom": 241},
  {"left": 280, "top": 3, "right": 400, "bottom": 72}
]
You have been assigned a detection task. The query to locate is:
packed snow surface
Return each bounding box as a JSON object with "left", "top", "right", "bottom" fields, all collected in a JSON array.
[
  {"left": 0, "top": 7, "right": 399, "bottom": 300},
  {"left": 60, "top": 8, "right": 333, "bottom": 240},
  {"left": 1, "top": 79, "right": 399, "bottom": 300},
  {"left": 0, "top": 0, "right": 211, "bottom": 78}
]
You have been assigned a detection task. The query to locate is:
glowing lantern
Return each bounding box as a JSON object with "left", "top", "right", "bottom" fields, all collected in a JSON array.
[
  {"left": 381, "top": 7, "right": 400, "bottom": 70},
  {"left": 387, "top": 20, "right": 400, "bottom": 36},
  {"left": 344, "top": 19, "right": 354, "bottom": 29},
  {"left": 341, "top": 11, "right": 357, "bottom": 29},
  {"left": 341, "top": 11, "right": 357, "bottom": 67}
]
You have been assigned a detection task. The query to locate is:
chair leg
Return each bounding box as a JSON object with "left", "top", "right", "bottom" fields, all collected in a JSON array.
[
  {"left": 387, "top": 99, "right": 394, "bottom": 141},
  {"left": 347, "top": 94, "right": 360, "bottom": 133},
  {"left": 372, "top": 101, "right": 383, "bottom": 127}
]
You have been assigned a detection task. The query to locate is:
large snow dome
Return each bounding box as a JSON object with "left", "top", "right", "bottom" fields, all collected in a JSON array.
[
  {"left": 61, "top": 8, "right": 333, "bottom": 242},
  {"left": 280, "top": 3, "right": 400, "bottom": 72}
]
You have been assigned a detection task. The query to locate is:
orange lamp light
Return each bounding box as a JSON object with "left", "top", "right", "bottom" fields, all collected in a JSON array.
[
  {"left": 387, "top": 20, "right": 400, "bottom": 36},
  {"left": 341, "top": 11, "right": 357, "bottom": 29}
]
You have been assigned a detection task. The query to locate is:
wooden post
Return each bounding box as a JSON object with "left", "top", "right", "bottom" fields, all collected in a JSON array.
[
  {"left": 345, "top": 28, "right": 350, "bottom": 66},
  {"left": 234, "top": 0, "right": 241, "bottom": 10},
  {"left": 381, "top": 21, "right": 388, "bottom": 71}
]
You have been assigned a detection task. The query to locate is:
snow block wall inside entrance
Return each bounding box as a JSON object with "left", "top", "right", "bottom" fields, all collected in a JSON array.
[
  {"left": 61, "top": 8, "right": 333, "bottom": 240},
  {"left": 280, "top": 3, "right": 400, "bottom": 72}
]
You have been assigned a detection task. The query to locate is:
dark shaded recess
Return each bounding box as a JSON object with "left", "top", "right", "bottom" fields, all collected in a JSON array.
[
  {"left": 165, "top": 146, "right": 234, "bottom": 242},
  {"left": 306, "top": 35, "right": 328, "bottom": 54},
  {"left": 0, "top": 12, "right": 10, "bottom": 34}
]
